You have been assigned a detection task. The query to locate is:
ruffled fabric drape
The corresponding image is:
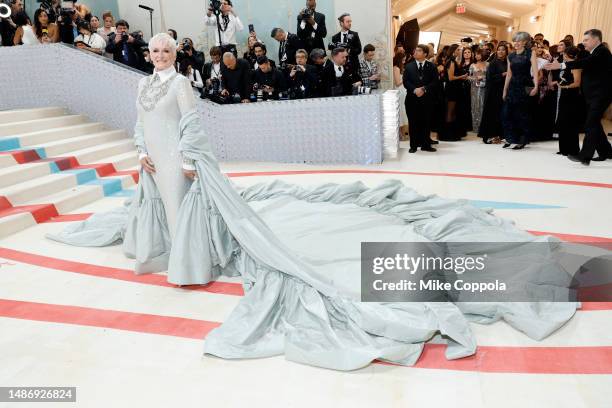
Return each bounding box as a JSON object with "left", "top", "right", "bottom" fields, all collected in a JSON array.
[{"left": 47, "top": 108, "right": 580, "bottom": 371}]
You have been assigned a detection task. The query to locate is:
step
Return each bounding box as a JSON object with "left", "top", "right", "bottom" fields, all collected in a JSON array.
[
  {"left": 23, "top": 184, "right": 104, "bottom": 215},
  {"left": 0, "top": 154, "right": 17, "bottom": 169},
  {"left": 0, "top": 115, "right": 89, "bottom": 137},
  {"left": 0, "top": 173, "right": 78, "bottom": 206},
  {"left": 69, "top": 139, "right": 136, "bottom": 164},
  {"left": 0, "top": 162, "right": 53, "bottom": 189},
  {"left": 37, "top": 130, "right": 128, "bottom": 158},
  {"left": 0, "top": 212, "right": 36, "bottom": 240},
  {"left": 89, "top": 151, "right": 139, "bottom": 171},
  {"left": 2, "top": 122, "right": 107, "bottom": 149},
  {"left": 0, "top": 107, "right": 66, "bottom": 125}
]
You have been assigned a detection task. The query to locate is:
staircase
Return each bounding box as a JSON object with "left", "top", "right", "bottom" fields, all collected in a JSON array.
[{"left": 0, "top": 107, "right": 139, "bottom": 239}]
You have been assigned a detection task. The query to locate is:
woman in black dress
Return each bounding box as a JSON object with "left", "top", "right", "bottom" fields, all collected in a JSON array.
[
  {"left": 479, "top": 44, "right": 508, "bottom": 144},
  {"left": 440, "top": 46, "right": 472, "bottom": 141},
  {"left": 432, "top": 45, "right": 450, "bottom": 135},
  {"left": 555, "top": 46, "right": 584, "bottom": 156},
  {"left": 502, "top": 31, "right": 539, "bottom": 150}
]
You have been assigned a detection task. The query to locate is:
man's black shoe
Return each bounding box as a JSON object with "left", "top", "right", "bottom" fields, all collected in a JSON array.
[
  {"left": 568, "top": 155, "right": 590, "bottom": 166},
  {"left": 408, "top": 148, "right": 418, "bottom": 153},
  {"left": 421, "top": 147, "right": 437, "bottom": 152}
]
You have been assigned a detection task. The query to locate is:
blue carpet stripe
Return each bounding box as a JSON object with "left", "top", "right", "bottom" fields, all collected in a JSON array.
[{"left": 0, "top": 137, "right": 21, "bottom": 151}]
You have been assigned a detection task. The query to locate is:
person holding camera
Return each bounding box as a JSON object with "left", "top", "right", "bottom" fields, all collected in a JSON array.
[
  {"left": 271, "top": 27, "right": 304, "bottom": 70},
  {"left": 359, "top": 44, "right": 381, "bottom": 89},
  {"left": 322, "top": 47, "right": 362, "bottom": 97},
  {"left": 252, "top": 56, "right": 287, "bottom": 100},
  {"left": 205, "top": 0, "right": 243, "bottom": 57},
  {"left": 201, "top": 46, "right": 223, "bottom": 100},
  {"left": 177, "top": 37, "right": 205, "bottom": 74},
  {"left": 296, "top": 0, "right": 326, "bottom": 56},
  {"left": 74, "top": 19, "right": 106, "bottom": 55},
  {"left": 0, "top": 0, "right": 22, "bottom": 46},
  {"left": 288, "top": 49, "right": 317, "bottom": 98},
  {"left": 179, "top": 59, "right": 205, "bottom": 99},
  {"left": 106, "top": 19, "right": 146, "bottom": 71},
  {"left": 220, "top": 52, "right": 251, "bottom": 103},
  {"left": 329, "top": 13, "right": 362, "bottom": 76}
]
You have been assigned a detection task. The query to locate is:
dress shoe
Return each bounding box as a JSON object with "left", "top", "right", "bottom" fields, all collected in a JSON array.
[
  {"left": 408, "top": 148, "right": 418, "bottom": 153},
  {"left": 502, "top": 143, "right": 512, "bottom": 149},
  {"left": 429, "top": 139, "right": 439, "bottom": 145},
  {"left": 421, "top": 147, "right": 437, "bottom": 152},
  {"left": 591, "top": 156, "right": 609, "bottom": 162},
  {"left": 568, "top": 155, "right": 590, "bottom": 166},
  {"left": 512, "top": 144, "right": 526, "bottom": 150}
]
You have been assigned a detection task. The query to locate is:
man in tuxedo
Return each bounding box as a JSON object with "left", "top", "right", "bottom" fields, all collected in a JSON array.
[
  {"left": 106, "top": 20, "right": 146, "bottom": 71},
  {"left": 288, "top": 49, "right": 318, "bottom": 98},
  {"left": 309, "top": 48, "right": 331, "bottom": 98},
  {"left": 403, "top": 44, "right": 439, "bottom": 153},
  {"left": 253, "top": 56, "right": 287, "bottom": 100},
  {"left": 322, "top": 48, "right": 362, "bottom": 97},
  {"left": 296, "top": 0, "right": 326, "bottom": 56},
  {"left": 546, "top": 29, "right": 612, "bottom": 165},
  {"left": 271, "top": 27, "right": 304, "bottom": 70},
  {"left": 329, "top": 13, "right": 362, "bottom": 76}
]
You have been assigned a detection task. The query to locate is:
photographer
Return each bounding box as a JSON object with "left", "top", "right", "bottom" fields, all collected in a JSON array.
[
  {"left": 252, "top": 42, "right": 276, "bottom": 70},
  {"left": 74, "top": 19, "right": 106, "bottom": 55},
  {"left": 205, "top": 0, "right": 243, "bottom": 57},
  {"left": 359, "top": 44, "right": 380, "bottom": 89},
  {"left": 252, "top": 56, "right": 287, "bottom": 100},
  {"left": 220, "top": 52, "right": 251, "bottom": 103},
  {"left": 288, "top": 49, "right": 317, "bottom": 99},
  {"left": 322, "top": 47, "right": 362, "bottom": 97},
  {"left": 329, "top": 13, "right": 362, "bottom": 76},
  {"left": 106, "top": 19, "right": 146, "bottom": 71},
  {"left": 271, "top": 27, "right": 304, "bottom": 70},
  {"left": 202, "top": 46, "right": 223, "bottom": 100},
  {"left": 177, "top": 37, "right": 205, "bottom": 74},
  {"left": 56, "top": 0, "right": 80, "bottom": 44},
  {"left": 296, "top": 0, "right": 326, "bottom": 56},
  {"left": 179, "top": 59, "right": 204, "bottom": 98}
]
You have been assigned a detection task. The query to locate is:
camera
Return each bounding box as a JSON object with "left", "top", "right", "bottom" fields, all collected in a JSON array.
[
  {"left": 182, "top": 40, "right": 192, "bottom": 53},
  {"left": 209, "top": 0, "right": 222, "bottom": 13},
  {"left": 301, "top": 8, "right": 314, "bottom": 20}
]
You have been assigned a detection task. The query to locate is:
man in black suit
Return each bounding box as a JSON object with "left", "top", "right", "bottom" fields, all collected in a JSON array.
[
  {"left": 296, "top": 0, "right": 326, "bottom": 56},
  {"left": 106, "top": 20, "right": 146, "bottom": 71},
  {"left": 546, "top": 29, "right": 612, "bottom": 165},
  {"left": 309, "top": 48, "right": 331, "bottom": 98},
  {"left": 403, "top": 44, "right": 439, "bottom": 153},
  {"left": 271, "top": 27, "right": 304, "bottom": 69},
  {"left": 322, "top": 47, "right": 362, "bottom": 97},
  {"left": 329, "top": 13, "right": 362, "bottom": 76}
]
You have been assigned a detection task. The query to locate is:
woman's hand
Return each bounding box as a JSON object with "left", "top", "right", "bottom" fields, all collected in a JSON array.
[
  {"left": 140, "top": 156, "right": 156, "bottom": 174},
  {"left": 529, "top": 87, "right": 538, "bottom": 97},
  {"left": 183, "top": 169, "right": 197, "bottom": 180},
  {"left": 502, "top": 90, "right": 507, "bottom": 101}
]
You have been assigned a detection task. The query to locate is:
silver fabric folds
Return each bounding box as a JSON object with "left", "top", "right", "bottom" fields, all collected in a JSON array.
[{"left": 46, "top": 109, "right": 578, "bottom": 371}]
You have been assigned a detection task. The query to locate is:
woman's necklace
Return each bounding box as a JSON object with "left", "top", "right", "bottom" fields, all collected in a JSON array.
[{"left": 138, "top": 72, "right": 178, "bottom": 112}]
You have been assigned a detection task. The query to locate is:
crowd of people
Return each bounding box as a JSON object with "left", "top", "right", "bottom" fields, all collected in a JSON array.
[
  {"left": 392, "top": 30, "right": 612, "bottom": 164},
  {"left": 0, "top": 0, "right": 383, "bottom": 103}
]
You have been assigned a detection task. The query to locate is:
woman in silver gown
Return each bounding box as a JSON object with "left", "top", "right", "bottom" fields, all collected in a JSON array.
[{"left": 47, "top": 33, "right": 581, "bottom": 371}]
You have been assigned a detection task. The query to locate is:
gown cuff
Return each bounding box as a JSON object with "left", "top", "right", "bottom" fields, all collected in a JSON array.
[{"left": 182, "top": 156, "right": 196, "bottom": 171}]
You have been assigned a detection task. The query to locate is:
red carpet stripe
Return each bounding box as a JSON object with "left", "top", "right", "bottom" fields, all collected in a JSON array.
[
  {"left": 0, "top": 246, "right": 609, "bottom": 311},
  {"left": 0, "top": 299, "right": 219, "bottom": 339},
  {"left": 0, "top": 247, "right": 244, "bottom": 297},
  {"left": 1, "top": 298, "right": 611, "bottom": 374},
  {"left": 226, "top": 170, "right": 612, "bottom": 189},
  {"left": 42, "top": 213, "right": 94, "bottom": 223}
]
